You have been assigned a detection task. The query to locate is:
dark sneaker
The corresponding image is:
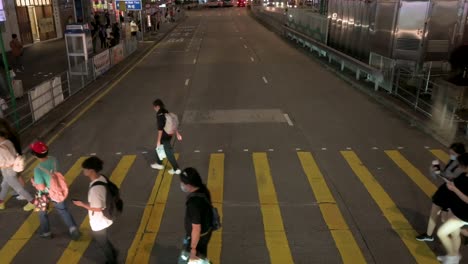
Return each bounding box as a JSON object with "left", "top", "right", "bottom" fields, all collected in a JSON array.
[
  {"left": 70, "top": 229, "right": 81, "bottom": 241},
  {"left": 416, "top": 233, "right": 434, "bottom": 242},
  {"left": 39, "top": 232, "right": 53, "bottom": 239}
]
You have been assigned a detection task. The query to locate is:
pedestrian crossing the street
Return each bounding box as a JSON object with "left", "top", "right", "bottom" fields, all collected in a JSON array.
[{"left": 0, "top": 148, "right": 455, "bottom": 263}]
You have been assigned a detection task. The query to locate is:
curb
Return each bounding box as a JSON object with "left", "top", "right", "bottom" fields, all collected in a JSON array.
[{"left": 29, "top": 21, "right": 183, "bottom": 144}]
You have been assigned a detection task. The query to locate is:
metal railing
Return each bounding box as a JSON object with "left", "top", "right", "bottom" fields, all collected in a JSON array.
[{"left": 0, "top": 38, "right": 139, "bottom": 133}]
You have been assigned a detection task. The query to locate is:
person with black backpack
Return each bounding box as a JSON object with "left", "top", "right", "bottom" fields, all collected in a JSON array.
[
  {"left": 73, "top": 157, "right": 120, "bottom": 264},
  {"left": 179, "top": 167, "right": 220, "bottom": 263}
]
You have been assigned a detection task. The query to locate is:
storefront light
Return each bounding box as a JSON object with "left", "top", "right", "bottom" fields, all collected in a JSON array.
[{"left": 16, "top": 0, "right": 20, "bottom": 6}]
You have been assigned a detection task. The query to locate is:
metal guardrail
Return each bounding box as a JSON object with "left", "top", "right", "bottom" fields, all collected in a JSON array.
[
  {"left": 0, "top": 38, "right": 139, "bottom": 133},
  {"left": 283, "top": 25, "right": 384, "bottom": 90}
]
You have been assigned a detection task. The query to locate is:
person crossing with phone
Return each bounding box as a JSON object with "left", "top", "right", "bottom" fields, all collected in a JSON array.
[
  {"left": 73, "top": 156, "right": 120, "bottom": 264},
  {"left": 150, "top": 99, "right": 183, "bottom": 175}
]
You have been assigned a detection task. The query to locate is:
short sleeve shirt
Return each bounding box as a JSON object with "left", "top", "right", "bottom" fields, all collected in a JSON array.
[
  {"left": 157, "top": 108, "right": 171, "bottom": 141},
  {"left": 33, "top": 157, "right": 57, "bottom": 195},
  {"left": 184, "top": 190, "right": 212, "bottom": 236},
  {"left": 88, "top": 176, "right": 113, "bottom": 231}
]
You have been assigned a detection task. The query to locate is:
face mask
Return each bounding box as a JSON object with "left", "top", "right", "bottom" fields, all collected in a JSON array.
[
  {"left": 180, "top": 183, "right": 189, "bottom": 193},
  {"left": 451, "top": 155, "right": 457, "bottom": 161}
]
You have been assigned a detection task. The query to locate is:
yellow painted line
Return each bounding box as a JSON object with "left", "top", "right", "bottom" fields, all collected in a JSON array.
[
  {"left": 207, "top": 153, "right": 224, "bottom": 264},
  {"left": 126, "top": 155, "right": 178, "bottom": 264},
  {"left": 341, "top": 151, "right": 438, "bottom": 263},
  {"left": 252, "top": 153, "right": 294, "bottom": 264},
  {"left": 57, "top": 155, "right": 136, "bottom": 264},
  {"left": 46, "top": 40, "right": 166, "bottom": 147},
  {"left": 297, "top": 152, "right": 366, "bottom": 263},
  {"left": 0, "top": 157, "right": 87, "bottom": 263},
  {"left": 385, "top": 150, "right": 437, "bottom": 197},
  {"left": 430, "top": 149, "right": 449, "bottom": 164}
]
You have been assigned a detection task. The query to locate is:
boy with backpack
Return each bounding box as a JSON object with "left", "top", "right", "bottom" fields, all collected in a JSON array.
[
  {"left": 73, "top": 156, "right": 119, "bottom": 264},
  {"left": 30, "top": 141, "right": 80, "bottom": 240},
  {"left": 151, "top": 99, "right": 183, "bottom": 175}
]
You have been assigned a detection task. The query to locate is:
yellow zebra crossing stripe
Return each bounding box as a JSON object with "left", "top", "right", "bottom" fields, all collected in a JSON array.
[
  {"left": 297, "top": 152, "right": 366, "bottom": 263},
  {"left": 252, "top": 153, "right": 294, "bottom": 264},
  {"left": 0, "top": 157, "right": 87, "bottom": 263},
  {"left": 430, "top": 149, "right": 449, "bottom": 164},
  {"left": 126, "top": 155, "right": 178, "bottom": 264},
  {"left": 341, "top": 151, "right": 437, "bottom": 263},
  {"left": 207, "top": 153, "right": 224, "bottom": 264},
  {"left": 385, "top": 150, "right": 437, "bottom": 197},
  {"left": 56, "top": 155, "right": 136, "bottom": 264}
]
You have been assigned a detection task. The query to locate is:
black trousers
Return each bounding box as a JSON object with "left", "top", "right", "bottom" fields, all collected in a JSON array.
[
  {"left": 155, "top": 138, "right": 179, "bottom": 170},
  {"left": 185, "top": 231, "right": 212, "bottom": 258},
  {"left": 93, "top": 228, "right": 117, "bottom": 264}
]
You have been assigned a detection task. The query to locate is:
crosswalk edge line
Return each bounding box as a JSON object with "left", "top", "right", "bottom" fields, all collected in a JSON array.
[
  {"left": 341, "top": 151, "right": 438, "bottom": 264},
  {"left": 57, "top": 155, "right": 136, "bottom": 264},
  {"left": 0, "top": 157, "right": 87, "bottom": 263}
]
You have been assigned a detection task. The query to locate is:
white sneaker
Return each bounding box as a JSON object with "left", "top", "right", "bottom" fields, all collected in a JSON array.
[
  {"left": 151, "top": 163, "right": 164, "bottom": 170},
  {"left": 439, "top": 255, "right": 461, "bottom": 264},
  {"left": 168, "top": 169, "right": 181, "bottom": 175},
  {"left": 16, "top": 195, "right": 27, "bottom": 200}
]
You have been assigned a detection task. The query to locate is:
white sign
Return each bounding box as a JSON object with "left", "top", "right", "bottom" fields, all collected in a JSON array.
[{"left": 93, "top": 50, "right": 110, "bottom": 76}]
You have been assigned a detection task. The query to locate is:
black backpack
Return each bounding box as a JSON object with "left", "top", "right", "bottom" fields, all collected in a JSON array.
[
  {"left": 90, "top": 176, "right": 123, "bottom": 220},
  {"left": 188, "top": 193, "right": 221, "bottom": 231}
]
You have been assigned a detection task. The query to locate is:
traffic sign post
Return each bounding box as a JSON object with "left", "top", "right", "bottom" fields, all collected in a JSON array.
[{"left": 116, "top": 0, "right": 142, "bottom": 10}]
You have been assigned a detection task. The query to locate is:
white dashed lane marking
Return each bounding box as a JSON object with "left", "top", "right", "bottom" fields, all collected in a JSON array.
[{"left": 262, "top": 76, "right": 268, "bottom": 84}]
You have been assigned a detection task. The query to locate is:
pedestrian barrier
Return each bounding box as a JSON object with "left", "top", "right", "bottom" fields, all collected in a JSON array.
[{"left": 0, "top": 38, "right": 139, "bottom": 133}]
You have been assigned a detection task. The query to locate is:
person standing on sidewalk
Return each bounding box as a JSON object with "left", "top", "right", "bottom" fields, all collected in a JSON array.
[
  {"left": 0, "top": 127, "right": 35, "bottom": 211},
  {"left": 180, "top": 168, "right": 213, "bottom": 262},
  {"left": 30, "top": 141, "right": 80, "bottom": 240},
  {"left": 150, "top": 99, "right": 182, "bottom": 175},
  {"left": 73, "top": 157, "right": 118, "bottom": 264},
  {"left": 9, "top": 34, "right": 23, "bottom": 72}
]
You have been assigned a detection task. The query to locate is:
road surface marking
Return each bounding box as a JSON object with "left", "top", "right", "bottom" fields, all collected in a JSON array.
[
  {"left": 296, "top": 148, "right": 301, "bottom": 151},
  {"left": 430, "top": 149, "right": 449, "bottom": 163},
  {"left": 297, "top": 152, "right": 366, "bottom": 263},
  {"left": 346, "top": 147, "right": 352, "bottom": 150},
  {"left": 372, "top": 147, "right": 378, "bottom": 150},
  {"left": 385, "top": 150, "right": 436, "bottom": 197},
  {"left": 207, "top": 154, "right": 224, "bottom": 264},
  {"left": 193, "top": 58, "right": 197, "bottom": 64},
  {"left": 0, "top": 157, "right": 87, "bottom": 263},
  {"left": 424, "top": 146, "right": 430, "bottom": 149},
  {"left": 397, "top": 146, "right": 404, "bottom": 150},
  {"left": 218, "top": 149, "right": 223, "bottom": 152},
  {"left": 283, "top": 114, "right": 293, "bottom": 126},
  {"left": 244, "top": 149, "right": 249, "bottom": 152},
  {"left": 244, "top": 44, "right": 248, "bottom": 49},
  {"left": 90, "top": 153, "right": 96, "bottom": 156},
  {"left": 185, "top": 78, "right": 190, "bottom": 86},
  {"left": 66, "top": 153, "right": 73, "bottom": 156},
  {"left": 142, "top": 151, "right": 148, "bottom": 154},
  {"left": 322, "top": 148, "right": 327, "bottom": 150},
  {"left": 126, "top": 155, "right": 178, "bottom": 263},
  {"left": 116, "top": 152, "right": 122, "bottom": 155},
  {"left": 262, "top": 76, "right": 268, "bottom": 84},
  {"left": 341, "top": 151, "right": 438, "bottom": 263},
  {"left": 253, "top": 153, "right": 294, "bottom": 264},
  {"left": 268, "top": 149, "right": 274, "bottom": 152},
  {"left": 57, "top": 156, "right": 136, "bottom": 264},
  {"left": 194, "top": 150, "right": 201, "bottom": 153},
  {"left": 250, "top": 57, "right": 255, "bottom": 62}
]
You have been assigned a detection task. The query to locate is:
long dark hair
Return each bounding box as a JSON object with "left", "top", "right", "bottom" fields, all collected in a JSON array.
[
  {"left": 180, "top": 167, "right": 212, "bottom": 202},
  {"left": 0, "top": 118, "right": 21, "bottom": 155}
]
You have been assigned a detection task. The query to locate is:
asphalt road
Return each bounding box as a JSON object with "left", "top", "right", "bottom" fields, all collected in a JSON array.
[{"left": 0, "top": 7, "right": 463, "bottom": 264}]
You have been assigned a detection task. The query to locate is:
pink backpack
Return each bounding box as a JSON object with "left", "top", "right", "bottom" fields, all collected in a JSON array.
[{"left": 38, "top": 162, "right": 68, "bottom": 202}]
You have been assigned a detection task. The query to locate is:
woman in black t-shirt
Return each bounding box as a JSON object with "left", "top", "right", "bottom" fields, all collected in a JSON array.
[
  {"left": 180, "top": 167, "right": 213, "bottom": 261},
  {"left": 437, "top": 153, "right": 468, "bottom": 264}
]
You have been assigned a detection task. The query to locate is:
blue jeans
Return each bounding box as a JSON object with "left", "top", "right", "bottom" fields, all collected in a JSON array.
[{"left": 39, "top": 200, "right": 77, "bottom": 234}]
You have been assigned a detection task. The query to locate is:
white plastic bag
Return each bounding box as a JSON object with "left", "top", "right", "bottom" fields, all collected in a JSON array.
[{"left": 156, "top": 145, "right": 166, "bottom": 160}]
